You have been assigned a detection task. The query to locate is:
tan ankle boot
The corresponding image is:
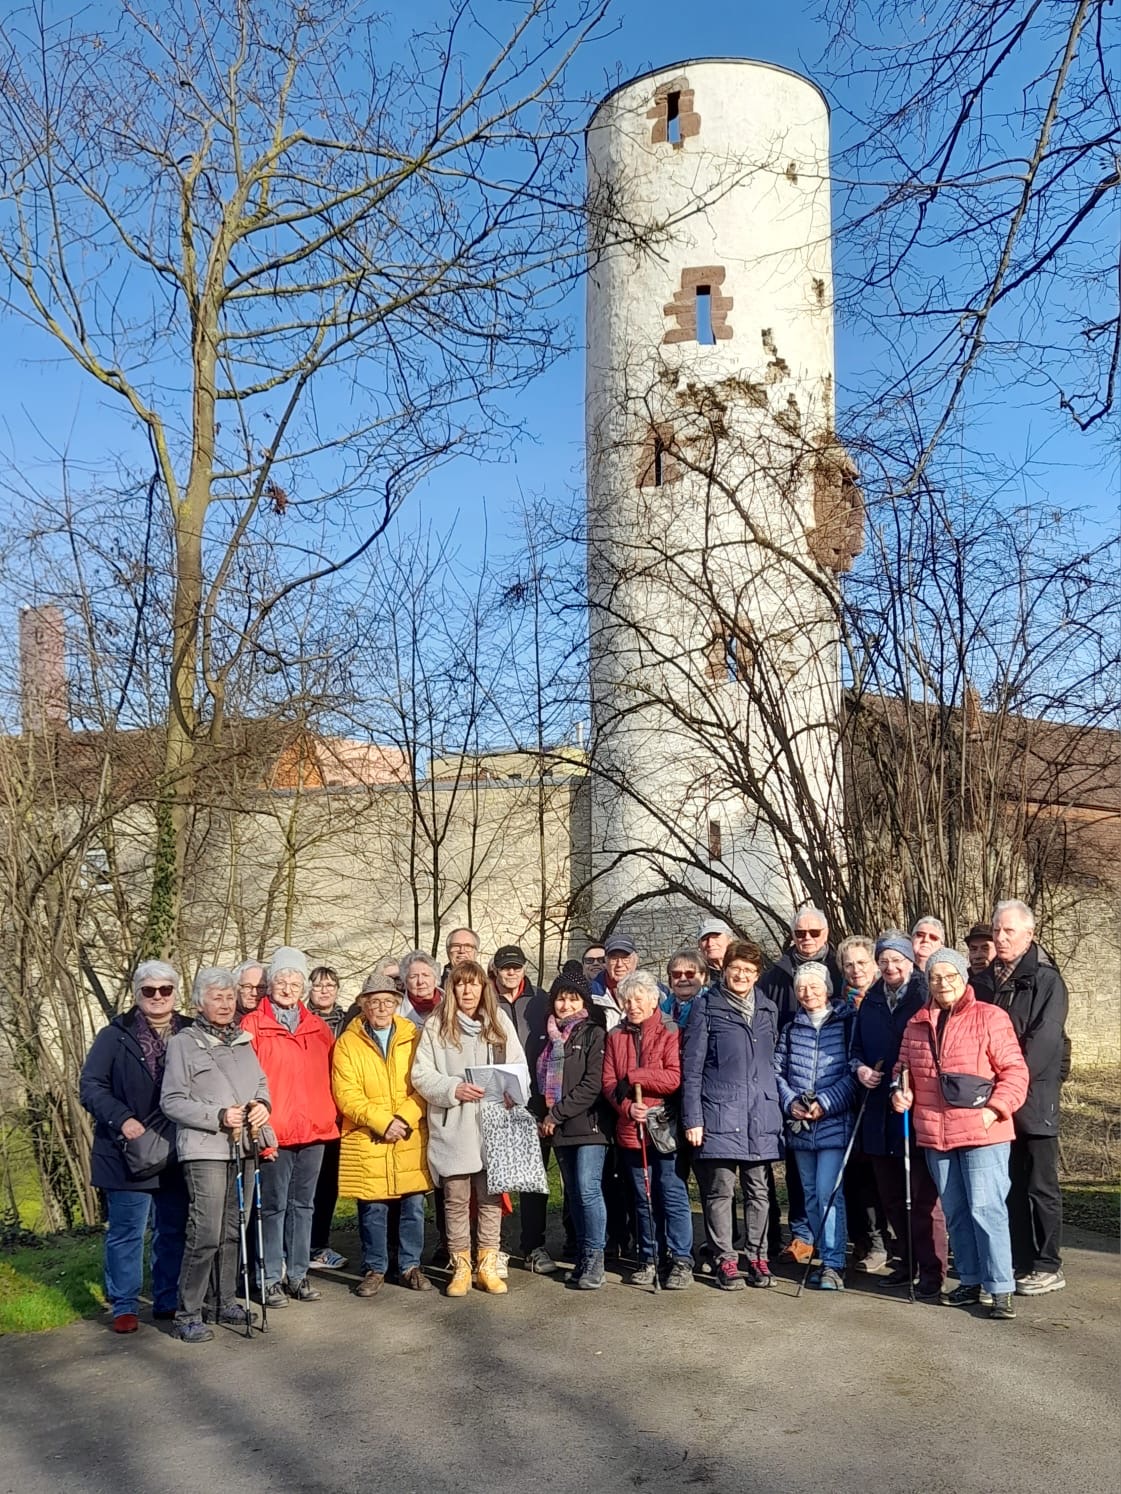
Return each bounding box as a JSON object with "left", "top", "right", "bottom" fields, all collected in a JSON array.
[
  {"left": 445, "top": 1250, "right": 473, "bottom": 1298},
  {"left": 475, "top": 1248, "right": 508, "bottom": 1295}
]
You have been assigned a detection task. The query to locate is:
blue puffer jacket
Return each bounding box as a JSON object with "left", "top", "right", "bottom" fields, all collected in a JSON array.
[
  {"left": 681, "top": 987, "right": 783, "bottom": 1163},
  {"left": 774, "top": 1002, "right": 857, "bottom": 1152}
]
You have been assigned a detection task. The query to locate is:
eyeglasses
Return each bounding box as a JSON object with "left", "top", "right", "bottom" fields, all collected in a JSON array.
[
  {"left": 670, "top": 971, "right": 699, "bottom": 982},
  {"left": 363, "top": 996, "right": 399, "bottom": 1008},
  {"left": 140, "top": 984, "right": 175, "bottom": 998},
  {"left": 927, "top": 973, "right": 963, "bottom": 987},
  {"left": 448, "top": 943, "right": 477, "bottom": 953}
]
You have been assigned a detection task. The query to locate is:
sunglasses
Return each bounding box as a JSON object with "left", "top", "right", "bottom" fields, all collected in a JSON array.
[
  {"left": 794, "top": 928, "right": 825, "bottom": 938},
  {"left": 140, "top": 984, "right": 175, "bottom": 998}
]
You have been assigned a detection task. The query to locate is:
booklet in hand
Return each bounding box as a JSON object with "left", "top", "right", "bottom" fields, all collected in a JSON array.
[{"left": 464, "top": 1064, "right": 530, "bottom": 1107}]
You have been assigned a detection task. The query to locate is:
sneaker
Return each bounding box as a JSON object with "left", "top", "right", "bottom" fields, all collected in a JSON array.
[
  {"left": 112, "top": 1313, "right": 139, "bottom": 1334},
  {"left": 989, "top": 1292, "right": 1016, "bottom": 1320},
  {"left": 262, "top": 1283, "right": 288, "bottom": 1309},
  {"left": 943, "top": 1283, "right": 982, "bottom": 1307},
  {"left": 751, "top": 1257, "right": 772, "bottom": 1282},
  {"left": 494, "top": 1251, "right": 510, "bottom": 1281},
  {"left": 578, "top": 1251, "right": 605, "bottom": 1290},
  {"left": 630, "top": 1261, "right": 658, "bottom": 1287},
  {"left": 742, "top": 1259, "right": 772, "bottom": 1289},
  {"left": 308, "top": 1248, "right": 348, "bottom": 1271},
  {"left": 285, "top": 1278, "right": 322, "bottom": 1302},
  {"left": 663, "top": 1258, "right": 694, "bottom": 1290},
  {"left": 212, "top": 1303, "right": 256, "bottom": 1327},
  {"left": 171, "top": 1317, "right": 214, "bottom": 1344},
  {"left": 716, "top": 1258, "right": 745, "bottom": 1291},
  {"left": 523, "top": 1247, "right": 557, "bottom": 1275},
  {"left": 1015, "top": 1269, "right": 1066, "bottom": 1296},
  {"left": 400, "top": 1266, "right": 434, "bottom": 1292},
  {"left": 817, "top": 1266, "right": 845, "bottom": 1291},
  {"left": 355, "top": 1270, "right": 385, "bottom": 1298},
  {"left": 853, "top": 1248, "right": 889, "bottom": 1273},
  {"left": 886, "top": 1264, "right": 915, "bottom": 1286},
  {"left": 696, "top": 1245, "right": 715, "bottom": 1276},
  {"left": 779, "top": 1238, "right": 815, "bottom": 1266}
]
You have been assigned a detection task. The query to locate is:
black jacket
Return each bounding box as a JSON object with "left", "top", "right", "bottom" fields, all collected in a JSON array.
[
  {"left": 540, "top": 1017, "right": 610, "bottom": 1146},
  {"left": 757, "top": 944, "right": 845, "bottom": 1029},
  {"left": 79, "top": 1009, "right": 193, "bottom": 1191},
  {"left": 848, "top": 972, "right": 927, "bottom": 1157},
  {"left": 501, "top": 982, "right": 550, "bottom": 1096},
  {"left": 972, "top": 944, "right": 1069, "bottom": 1136}
]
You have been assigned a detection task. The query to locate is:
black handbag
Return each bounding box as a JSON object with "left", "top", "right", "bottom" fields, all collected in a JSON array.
[
  {"left": 644, "top": 1099, "right": 680, "bottom": 1155},
  {"left": 925, "top": 1028, "right": 994, "bottom": 1110},
  {"left": 119, "top": 1110, "right": 175, "bottom": 1180}
]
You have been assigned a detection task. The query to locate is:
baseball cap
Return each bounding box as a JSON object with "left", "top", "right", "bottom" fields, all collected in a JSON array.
[
  {"left": 493, "top": 944, "right": 527, "bottom": 969},
  {"left": 603, "top": 934, "right": 637, "bottom": 956}
]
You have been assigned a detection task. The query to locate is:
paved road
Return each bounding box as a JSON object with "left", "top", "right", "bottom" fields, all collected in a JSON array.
[{"left": 2, "top": 1226, "right": 1117, "bottom": 1494}]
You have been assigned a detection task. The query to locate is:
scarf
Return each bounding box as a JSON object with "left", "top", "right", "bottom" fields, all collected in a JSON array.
[
  {"left": 271, "top": 1000, "right": 300, "bottom": 1033},
  {"left": 722, "top": 986, "right": 755, "bottom": 1025},
  {"left": 409, "top": 991, "right": 441, "bottom": 1019},
  {"left": 537, "top": 1013, "right": 585, "bottom": 1109},
  {"left": 194, "top": 1014, "right": 240, "bottom": 1046},
  {"left": 134, "top": 1010, "right": 181, "bottom": 1081}
]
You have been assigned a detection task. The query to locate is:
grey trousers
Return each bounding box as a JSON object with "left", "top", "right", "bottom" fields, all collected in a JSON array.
[
  {"left": 178, "top": 1159, "right": 245, "bottom": 1321},
  {"left": 696, "top": 1159, "right": 770, "bottom": 1261}
]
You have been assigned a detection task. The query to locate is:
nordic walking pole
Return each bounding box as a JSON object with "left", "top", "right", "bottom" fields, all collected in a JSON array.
[
  {"left": 901, "top": 1067, "right": 915, "bottom": 1304},
  {"left": 251, "top": 1130, "right": 269, "bottom": 1332},
  {"left": 634, "top": 1085, "right": 660, "bottom": 1295},
  {"left": 231, "top": 1128, "right": 253, "bottom": 1338},
  {"left": 797, "top": 1061, "right": 882, "bottom": 1298}
]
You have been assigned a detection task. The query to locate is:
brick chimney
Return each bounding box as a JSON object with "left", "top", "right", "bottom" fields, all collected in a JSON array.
[{"left": 19, "top": 605, "right": 68, "bottom": 735}]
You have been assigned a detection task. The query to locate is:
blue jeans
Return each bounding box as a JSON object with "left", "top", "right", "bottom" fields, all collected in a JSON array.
[
  {"left": 104, "top": 1182, "right": 189, "bottom": 1316},
  {"left": 794, "top": 1147, "right": 847, "bottom": 1270},
  {"left": 358, "top": 1194, "right": 425, "bottom": 1275},
  {"left": 556, "top": 1145, "right": 607, "bottom": 1255},
  {"left": 925, "top": 1142, "right": 1015, "bottom": 1293},
  {"left": 260, "top": 1143, "right": 324, "bottom": 1287},
  {"left": 623, "top": 1147, "right": 694, "bottom": 1263}
]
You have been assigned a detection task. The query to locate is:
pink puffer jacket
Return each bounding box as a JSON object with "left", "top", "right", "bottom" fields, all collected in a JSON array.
[{"left": 896, "top": 988, "right": 1028, "bottom": 1151}]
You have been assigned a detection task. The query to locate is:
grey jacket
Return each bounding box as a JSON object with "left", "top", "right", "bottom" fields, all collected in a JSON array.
[
  {"left": 411, "top": 1010, "right": 526, "bottom": 1183},
  {"left": 161, "top": 1025, "right": 274, "bottom": 1162}
]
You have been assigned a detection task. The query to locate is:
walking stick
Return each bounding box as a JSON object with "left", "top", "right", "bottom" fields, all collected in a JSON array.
[
  {"left": 231, "top": 1128, "right": 253, "bottom": 1338},
  {"left": 251, "top": 1130, "right": 269, "bottom": 1332},
  {"left": 634, "top": 1085, "right": 660, "bottom": 1295},
  {"left": 797, "top": 1061, "right": 883, "bottom": 1298},
  {"left": 901, "top": 1072, "right": 915, "bottom": 1305}
]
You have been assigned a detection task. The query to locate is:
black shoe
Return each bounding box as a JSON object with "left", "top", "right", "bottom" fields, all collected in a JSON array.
[
  {"left": 915, "top": 1278, "right": 943, "bottom": 1301},
  {"left": 886, "top": 1264, "right": 914, "bottom": 1286},
  {"left": 944, "top": 1283, "right": 982, "bottom": 1307},
  {"left": 989, "top": 1292, "right": 1016, "bottom": 1320},
  {"left": 429, "top": 1245, "right": 451, "bottom": 1271},
  {"left": 742, "top": 1260, "right": 772, "bottom": 1289},
  {"left": 152, "top": 1308, "right": 177, "bottom": 1321},
  {"left": 285, "top": 1278, "right": 322, "bottom": 1302}
]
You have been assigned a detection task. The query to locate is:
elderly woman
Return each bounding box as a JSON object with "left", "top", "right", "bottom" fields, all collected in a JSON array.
[
  {"left": 79, "top": 960, "right": 191, "bottom": 1334},
  {"left": 894, "top": 948, "right": 1029, "bottom": 1320},
  {"left": 774, "top": 964, "right": 857, "bottom": 1290},
  {"left": 400, "top": 950, "right": 444, "bottom": 1027},
  {"left": 604, "top": 968, "right": 695, "bottom": 1289},
  {"left": 683, "top": 941, "right": 782, "bottom": 1290},
  {"left": 412, "top": 959, "right": 527, "bottom": 1297},
  {"left": 850, "top": 931, "right": 948, "bottom": 1297},
  {"left": 240, "top": 946, "right": 339, "bottom": 1307},
  {"left": 161, "top": 968, "right": 274, "bottom": 1343},
  {"left": 331, "top": 974, "right": 433, "bottom": 1296}
]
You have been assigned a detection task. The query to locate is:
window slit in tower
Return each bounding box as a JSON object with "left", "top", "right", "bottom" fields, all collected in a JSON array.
[
  {"left": 708, "top": 819, "right": 723, "bottom": 861},
  {"left": 653, "top": 434, "right": 665, "bottom": 486},
  {"left": 695, "top": 286, "right": 715, "bottom": 345},
  {"left": 666, "top": 91, "right": 681, "bottom": 144}
]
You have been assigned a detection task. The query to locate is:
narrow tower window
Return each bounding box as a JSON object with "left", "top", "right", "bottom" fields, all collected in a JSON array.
[
  {"left": 666, "top": 91, "right": 681, "bottom": 144},
  {"left": 653, "top": 434, "right": 665, "bottom": 486},
  {"left": 708, "top": 819, "right": 723, "bottom": 861},
  {"left": 695, "top": 286, "right": 715, "bottom": 345}
]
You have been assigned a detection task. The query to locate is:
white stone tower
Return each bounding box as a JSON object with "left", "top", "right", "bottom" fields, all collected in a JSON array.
[{"left": 585, "top": 59, "right": 862, "bottom": 949}]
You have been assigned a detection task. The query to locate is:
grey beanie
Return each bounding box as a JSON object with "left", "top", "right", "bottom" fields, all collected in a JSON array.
[
  {"left": 875, "top": 933, "right": 913, "bottom": 963},
  {"left": 268, "top": 945, "right": 310, "bottom": 983},
  {"left": 925, "top": 947, "right": 969, "bottom": 984},
  {"left": 792, "top": 960, "right": 833, "bottom": 996}
]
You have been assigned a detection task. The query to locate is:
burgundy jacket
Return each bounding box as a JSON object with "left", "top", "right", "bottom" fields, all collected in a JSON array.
[{"left": 602, "top": 1013, "right": 681, "bottom": 1150}]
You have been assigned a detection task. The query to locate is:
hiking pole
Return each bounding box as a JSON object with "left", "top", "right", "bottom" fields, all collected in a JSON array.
[
  {"left": 634, "top": 1085, "right": 660, "bottom": 1294},
  {"left": 231, "top": 1128, "right": 253, "bottom": 1338},
  {"left": 797, "top": 1061, "right": 882, "bottom": 1298},
  {"left": 251, "top": 1131, "right": 269, "bottom": 1332},
  {"left": 901, "top": 1071, "right": 915, "bottom": 1305}
]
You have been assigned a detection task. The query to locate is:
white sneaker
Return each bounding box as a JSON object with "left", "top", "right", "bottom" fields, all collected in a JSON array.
[
  {"left": 1016, "top": 1269, "right": 1066, "bottom": 1296},
  {"left": 495, "top": 1250, "right": 510, "bottom": 1281}
]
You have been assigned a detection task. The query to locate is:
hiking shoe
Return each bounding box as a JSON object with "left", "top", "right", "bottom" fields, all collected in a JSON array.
[
  {"left": 716, "top": 1258, "right": 745, "bottom": 1291},
  {"left": 262, "top": 1283, "right": 288, "bottom": 1308},
  {"left": 779, "top": 1239, "right": 815, "bottom": 1266},
  {"left": 171, "top": 1317, "right": 214, "bottom": 1344},
  {"left": 285, "top": 1278, "right": 322, "bottom": 1302},
  {"left": 213, "top": 1303, "right": 256, "bottom": 1327},
  {"left": 742, "top": 1259, "right": 772, "bottom": 1289},
  {"left": 523, "top": 1247, "right": 557, "bottom": 1275},
  {"left": 853, "top": 1248, "right": 889, "bottom": 1273},
  {"left": 578, "top": 1251, "right": 606, "bottom": 1290},
  {"left": 1016, "top": 1269, "right": 1065, "bottom": 1296},
  {"left": 944, "top": 1283, "right": 982, "bottom": 1307},
  {"left": 630, "top": 1261, "right": 658, "bottom": 1287},
  {"left": 355, "top": 1271, "right": 385, "bottom": 1298},
  {"left": 663, "top": 1258, "right": 694, "bottom": 1290},
  {"left": 817, "top": 1267, "right": 845, "bottom": 1291},
  {"left": 989, "top": 1292, "right": 1016, "bottom": 1320},
  {"left": 112, "top": 1313, "right": 139, "bottom": 1334},
  {"left": 309, "top": 1248, "right": 348, "bottom": 1270},
  {"left": 494, "top": 1251, "right": 510, "bottom": 1280},
  {"left": 400, "top": 1266, "right": 434, "bottom": 1292}
]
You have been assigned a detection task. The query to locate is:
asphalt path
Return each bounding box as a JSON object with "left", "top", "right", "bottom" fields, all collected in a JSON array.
[{"left": 2, "top": 1224, "right": 1117, "bottom": 1494}]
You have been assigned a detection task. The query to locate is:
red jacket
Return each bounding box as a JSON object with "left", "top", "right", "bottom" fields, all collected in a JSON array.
[
  {"left": 602, "top": 1013, "right": 681, "bottom": 1150},
  {"left": 241, "top": 999, "right": 339, "bottom": 1147},
  {"left": 896, "top": 987, "right": 1028, "bottom": 1152}
]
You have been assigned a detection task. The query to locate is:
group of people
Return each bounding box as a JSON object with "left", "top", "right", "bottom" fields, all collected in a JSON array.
[{"left": 79, "top": 897, "right": 1069, "bottom": 1342}]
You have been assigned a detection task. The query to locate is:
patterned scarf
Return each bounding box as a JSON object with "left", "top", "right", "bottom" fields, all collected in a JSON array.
[
  {"left": 537, "top": 1013, "right": 585, "bottom": 1109},
  {"left": 194, "top": 1014, "right": 241, "bottom": 1046},
  {"left": 722, "top": 985, "right": 756, "bottom": 1025},
  {"left": 134, "top": 1010, "right": 182, "bottom": 1081}
]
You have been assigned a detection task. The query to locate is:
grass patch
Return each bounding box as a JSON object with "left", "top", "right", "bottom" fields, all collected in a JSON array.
[
  {"left": 1062, "top": 1183, "right": 1119, "bottom": 1237},
  {"left": 0, "top": 1229, "right": 105, "bottom": 1335},
  {"left": 1060, "top": 1065, "right": 1120, "bottom": 1184}
]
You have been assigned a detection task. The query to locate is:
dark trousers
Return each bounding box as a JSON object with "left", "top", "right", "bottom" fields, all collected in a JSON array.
[
  {"left": 178, "top": 1159, "right": 246, "bottom": 1321},
  {"left": 872, "top": 1151, "right": 948, "bottom": 1287},
  {"left": 603, "top": 1142, "right": 636, "bottom": 1255},
  {"left": 310, "top": 1138, "right": 340, "bottom": 1253},
  {"left": 844, "top": 1151, "right": 887, "bottom": 1256},
  {"left": 514, "top": 1142, "right": 574, "bottom": 1255},
  {"left": 696, "top": 1159, "right": 770, "bottom": 1261},
  {"left": 1008, "top": 1135, "right": 1062, "bottom": 1273},
  {"left": 259, "top": 1142, "right": 324, "bottom": 1288}
]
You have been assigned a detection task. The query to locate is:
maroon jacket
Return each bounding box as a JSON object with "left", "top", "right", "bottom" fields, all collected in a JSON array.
[{"left": 602, "top": 1013, "right": 681, "bottom": 1150}]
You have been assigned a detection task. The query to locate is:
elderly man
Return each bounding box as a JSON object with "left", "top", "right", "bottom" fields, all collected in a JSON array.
[
  {"left": 235, "top": 961, "right": 267, "bottom": 1016},
  {"left": 965, "top": 923, "right": 995, "bottom": 976},
  {"left": 910, "top": 916, "right": 945, "bottom": 972},
  {"left": 590, "top": 934, "right": 639, "bottom": 1023},
  {"left": 441, "top": 927, "right": 481, "bottom": 986},
  {"left": 973, "top": 899, "right": 1069, "bottom": 1296},
  {"left": 697, "top": 918, "right": 733, "bottom": 982},
  {"left": 757, "top": 907, "right": 844, "bottom": 1029}
]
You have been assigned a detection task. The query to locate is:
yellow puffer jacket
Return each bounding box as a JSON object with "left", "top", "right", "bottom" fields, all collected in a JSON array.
[{"left": 332, "top": 1015, "right": 431, "bottom": 1200}]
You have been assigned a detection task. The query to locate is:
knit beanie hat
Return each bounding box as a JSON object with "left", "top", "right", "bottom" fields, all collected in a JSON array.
[
  {"left": 874, "top": 933, "right": 913, "bottom": 963},
  {"left": 268, "top": 946, "right": 310, "bottom": 983},
  {"left": 925, "top": 947, "right": 969, "bottom": 984},
  {"left": 792, "top": 960, "right": 833, "bottom": 996},
  {"left": 549, "top": 964, "right": 593, "bottom": 1007}
]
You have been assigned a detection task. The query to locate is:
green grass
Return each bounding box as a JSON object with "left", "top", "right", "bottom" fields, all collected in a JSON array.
[{"left": 0, "top": 1230, "right": 105, "bottom": 1335}]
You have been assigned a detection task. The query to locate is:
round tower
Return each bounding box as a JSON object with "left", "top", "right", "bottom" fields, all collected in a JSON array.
[{"left": 585, "top": 59, "right": 861, "bottom": 949}]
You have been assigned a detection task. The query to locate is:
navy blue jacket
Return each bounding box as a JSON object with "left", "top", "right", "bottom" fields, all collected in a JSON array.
[
  {"left": 80, "top": 1009, "right": 192, "bottom": 1191},
  {"left": 848, "top": 972, "right": 927, "bottom": 1157},
  {"left": 774, "top": 1003, "right": 857, "bottom": 1152},
  {"left": 757, "top": 945, "right": 845, "bottom": 1028},
  {"left": 681, "top": 987, "right": 783, "bottom": 1163}
]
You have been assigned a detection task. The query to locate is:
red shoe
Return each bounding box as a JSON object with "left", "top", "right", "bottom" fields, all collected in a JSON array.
[
  {"left": 112, "top": 1313, "right": 140, "bottom": 1334},
  {"left": 753, "top": 1257, "right": 772, "bottom": 1279}
]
